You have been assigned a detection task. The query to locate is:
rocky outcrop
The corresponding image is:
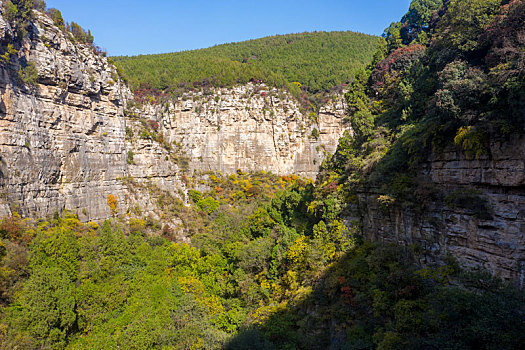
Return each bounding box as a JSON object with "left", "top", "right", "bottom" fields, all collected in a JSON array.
[
  {"left": 0, "top": 10, "right": 186, "bottom": 223},
  {"left": 137, "top": 85, "right": 348, "bottom": 178},
  {"left": 354, "top": 134, "right": 525, "bottom": 285}
]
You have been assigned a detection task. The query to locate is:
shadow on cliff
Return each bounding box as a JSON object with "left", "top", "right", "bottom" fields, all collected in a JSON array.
[{"left": 224, "top": 242, "right": 525, "bottom": 350}]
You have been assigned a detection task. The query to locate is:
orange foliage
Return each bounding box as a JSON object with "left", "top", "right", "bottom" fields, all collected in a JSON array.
[{"left": 106, "top": 194, "right": 118, "bottom": 215}]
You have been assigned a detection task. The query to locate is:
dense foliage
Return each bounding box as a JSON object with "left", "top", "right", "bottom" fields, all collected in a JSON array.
[
  {"left": 322, "top": 0, "right": 525, "bottom": 206},
  {"left": 112, "top": 31, "right": 379, "bottom": 98},
  {"left": 0, "top": 173, "right": 523, "bottom": 349}
]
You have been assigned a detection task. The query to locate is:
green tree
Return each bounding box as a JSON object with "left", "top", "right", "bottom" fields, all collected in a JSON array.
[
  {"left": 47, "top": 8, "right": 65, "bottom": 30},
  {"left": 401, "top": 0, "right": 443, "bottom": 43},
  {"left": 14, "top": 266, "right": 76, "bottom": 348}
]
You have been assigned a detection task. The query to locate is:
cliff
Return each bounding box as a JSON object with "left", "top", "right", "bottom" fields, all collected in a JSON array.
[
  {"left": 0, "top": 10, "right": 186, "bottom": 225},
  {"left": 0, "top": 9, "right": 348, "bottom": 225},
  {"left": 136, "top": 85, "right": 348, "bottom": 178},
  {"left": 352, "top": 134, "right": 525, "bottom": 285}
]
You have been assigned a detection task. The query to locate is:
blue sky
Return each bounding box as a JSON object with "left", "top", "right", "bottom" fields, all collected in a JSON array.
[{"left": 44, "top": 0, "right": 412, "bottom": 56}]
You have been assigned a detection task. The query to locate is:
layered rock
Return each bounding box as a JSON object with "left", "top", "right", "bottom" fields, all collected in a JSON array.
[
  {"left": 0, "top": 10, "right": 186, "bottom": 222},
  {"left": 354, "top": 134, "right": 525, "bottom": 285},
  {"left": 138, "top": 86, "right": 348, "bottom": 178},
  {"left": 0, "top": 9, "right": 348, "bottom": 224}
]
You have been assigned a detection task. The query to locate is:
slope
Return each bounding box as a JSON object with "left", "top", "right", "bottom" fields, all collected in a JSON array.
[{"left": 112, "top": 31, "right": 379, "bottom": 97}]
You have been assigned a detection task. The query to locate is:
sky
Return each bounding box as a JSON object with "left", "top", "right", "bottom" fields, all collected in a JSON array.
[{"left": 44, "top": 0, "right": 412, "bottom": 57}]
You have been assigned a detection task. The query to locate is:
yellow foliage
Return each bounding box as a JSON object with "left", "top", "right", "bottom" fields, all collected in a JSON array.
[
  {"left": 178, "top": 276, "right": 206, "bottom": 297},
  {"left": 454, "top": 126, "right": 488, "bottom": 159},
  {"left": 283, "top": 270, "right": 299, "bottom": 295},
  {"left": 256, "top": 272, "right": 271, "bottom": 293},
  {"left": 287, "top": 236, "right": 309, "bottom": 265},
  {"left": 87, "top": 221, "right": 99, "bottom": 230},
  {"left": 106, "top": 194, "right": 118, "bottom": 215},
  {"left": 251, "top": 302, "right": 288, "bottom": 325},
  {"left": 202, "top": 295, "right": 224, "bottom": 315},
  {"left": 129, "top": 218, "right": 146, "bottom": 232},
  {"left": 189, "top": 338, "right": 204, "bottom": 350},
  {"left": 270, "top": 281, "right": 283, "bottom": 299},
  {"left": 241, "top": 179, "right": 253, "bottom": 192}
]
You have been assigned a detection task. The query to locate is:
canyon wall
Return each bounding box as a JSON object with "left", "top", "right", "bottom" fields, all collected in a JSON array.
[
  {"left": 0, "top": 11, "right": 186, "bottom": 223},
  {"left": 354, "top": 134, "right": 525, "bottom": 284},
  {"left": 137, "top": 84, "right": 348, "bottom": 178},
  {"left": 0, "top": 9, "right": 348, "bottom": 223}
]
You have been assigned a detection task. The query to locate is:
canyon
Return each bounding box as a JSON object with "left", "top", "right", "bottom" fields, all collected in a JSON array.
[
  {"left": 0, "top": 11, "right": 347, "bottom": 223},
  {"left": 0, "top": 7, "right": 523, "bottom": 285}
]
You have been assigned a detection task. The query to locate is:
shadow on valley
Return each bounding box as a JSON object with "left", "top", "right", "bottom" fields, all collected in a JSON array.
[{"left": 225, "top": 243, "right": 525, "bottom": 350}]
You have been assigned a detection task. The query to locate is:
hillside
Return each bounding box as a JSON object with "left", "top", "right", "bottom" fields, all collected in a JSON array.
[
  {"left": 320, "top": 0, "right": 525, "bottom": 279},
  {"left": 112, "top": 31, "right": 379, "bottom": 97}
]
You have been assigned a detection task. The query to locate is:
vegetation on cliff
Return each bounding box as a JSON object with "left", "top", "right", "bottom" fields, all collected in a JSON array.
[
  {"left": 0, "top": 0, "right": 524, "bottom": 349},
  {"left": 1, "top": 0, "right": 101, "bottom": 59},
  {"left": 321, "top": 0, "right": 525, "bottom": 207}
]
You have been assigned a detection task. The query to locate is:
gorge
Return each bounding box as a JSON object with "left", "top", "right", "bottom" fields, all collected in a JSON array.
[{"left": 0, "top": 0, "right": 524, "bottom": 349}]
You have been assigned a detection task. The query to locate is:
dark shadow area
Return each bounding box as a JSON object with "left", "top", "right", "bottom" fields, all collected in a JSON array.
[{"left": 225, "top": 243, "right": 525, "bottom": 350}]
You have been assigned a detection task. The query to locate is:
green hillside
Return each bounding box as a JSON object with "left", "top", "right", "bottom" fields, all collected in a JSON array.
[{"left": 112, "top": 31, "right": 379, "bottom": 96}]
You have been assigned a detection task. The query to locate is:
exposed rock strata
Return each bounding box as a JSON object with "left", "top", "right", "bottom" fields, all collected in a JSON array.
[
  {"left": 0, "top": 10, "right": 348, "bottom": 223},
  {"left": 0, "top": 11, "right": 186, "bottom": 223},
  {"left": 354, "top": 134, "right": 525, "bottom": 285},
  {"left": 137, "top": 85, "right": 348, "bottom": 178}
]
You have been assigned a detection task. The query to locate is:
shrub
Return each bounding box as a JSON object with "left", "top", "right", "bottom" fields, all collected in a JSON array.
[
  {"left": 17, "top": 62, "right": 39, "bottom": 87},
  {"left": 126, "top": 150, "right": 135, "bottom": 164},
  {"left": 46, "top": 8, "right": 65, "bottom": 30},
  {"left": 188, "top": 189, "right": 203, "bottom": 203},
  {"left": 106, "top": 194, "right": 118, "bottom": 216},
  {"left": 453, "top": 126, "right": 488, "bottom": 159},
  {"left": 67, "top": 22, "right": 94, "bottom": 45},
  {"left": 310, "top": 128, "right": 320, "bottom": 140},
  {"left": 196, "top": 197, "right": 220, "bottom": 215}
]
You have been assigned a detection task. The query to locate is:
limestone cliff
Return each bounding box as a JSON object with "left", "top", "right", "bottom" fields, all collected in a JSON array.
[
  {"left": 136, "top": 84, "right": 348, "bottom": 178},
  {"left": 0, "top": 10, "right": 186, "bottom": 224},
  {"left": 351, "top": 134, "right": 525, "bottom": 285},
  {"left": 0, "top": 9, "right": 348, "bottom": 225}
]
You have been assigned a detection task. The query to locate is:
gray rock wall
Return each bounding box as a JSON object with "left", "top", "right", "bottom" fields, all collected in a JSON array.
[
  {"left": 0, "top": 9, "right": 348, "bottom": 224},
  {"left": 137, "top": 85, "right": 349, "bottom": 178},
  {"left": 355, "top": 134, "right": 525, "bottom": 285},
  {"left": 0, "top": 11, "right": 186, "bottom": 223}
]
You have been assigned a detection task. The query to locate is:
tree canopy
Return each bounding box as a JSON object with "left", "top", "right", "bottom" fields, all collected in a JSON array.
[{"left": 112, "top": 31, "right": 379, "bottom": 97}]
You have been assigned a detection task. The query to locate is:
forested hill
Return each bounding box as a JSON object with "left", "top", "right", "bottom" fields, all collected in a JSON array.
[{"left": 112, "top": 31, "right": 379, "bottom": 96}]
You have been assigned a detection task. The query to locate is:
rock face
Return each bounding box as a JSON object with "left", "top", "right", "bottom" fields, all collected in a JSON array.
[
  {"left": 0, "top": 10, "right": 186, "bottom": 223},
  {"left": 354, "top": 134, "right": 525, "bottom": 285},
  {"left": 0, "top": 9, "right": 348, "bottom": 223},
  {"left": 137, "top": 85, "right": 348, "bottom": 178}
]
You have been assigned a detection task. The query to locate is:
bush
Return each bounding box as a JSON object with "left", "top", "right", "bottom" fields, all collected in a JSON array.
[
  {"left": 46, "top": 8, "right": 64, "bottom": 30},
  {"left": 126, "top": 150, "right": 135, "bottom": 164},
  {"left": 310, "top": 128, "right": 320, "bottom": 140},
  {"left": 453, "top": 126, "right": 488, "bottom": 159},
  {"left": 197, "top": 197, "right": 220, "bottom": 214},
  {"left": 67, "top": 22, "right": 94, "bottom": 45},
  {"left": 17, "top": 62, "right": 39, "bottom": 87}
]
